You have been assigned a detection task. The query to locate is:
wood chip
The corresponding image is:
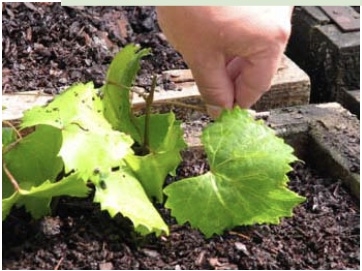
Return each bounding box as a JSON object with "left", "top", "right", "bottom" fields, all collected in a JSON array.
[
  {"left": 23, "top": 2, "right": 38, "bottom": 11},
  {"left": 195, "top": 250, "right": 206, "bottom": 266},
  {"left": 99, "top": 262, "right": 113, "bottom": 270},
  {"left": 234, "top": 242, "right": 250, "bottom": 256},
  {"left": 117, "top": 17, "right": 129, "bottom": 39},
  {"left": 141, "top": 248, "right": 160, "bottom": 258}
]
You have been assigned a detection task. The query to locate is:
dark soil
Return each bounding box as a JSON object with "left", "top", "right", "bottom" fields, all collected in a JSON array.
[
  {"left": 2, "top": 3, "right": 360, "bottom": 270},
  {"left": 2, "top": 156, "right": 360, "bottom": 270},
  {"left": 2, "top": 3, "right": 186, "bottom": 94}
]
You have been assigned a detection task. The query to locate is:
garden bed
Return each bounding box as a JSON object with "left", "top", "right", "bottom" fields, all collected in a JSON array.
[{"left": 2, "top": 103, "right": 360, "bottom": 270}]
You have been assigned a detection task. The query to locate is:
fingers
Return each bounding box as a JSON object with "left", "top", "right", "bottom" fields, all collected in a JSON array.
[
  {"left": 190, "top": 49, "right": 283, "bottom": 116},
  {"left": 186, "top": 55, "right": 235, "bottom": 114},
  {"left": 156, "top": 6, "right": 293, "bottom": 114},
  {"left": 234, "top": 57, "right": 278, "bottom": 108},
  {"left": 230, "top": 45, "right": 287, "bottom": 109}
]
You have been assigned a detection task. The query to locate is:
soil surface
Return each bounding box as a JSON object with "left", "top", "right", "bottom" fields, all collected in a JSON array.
[
  {"left": 2, "top": 4, "right": 360, "bottom": 270},
  {"left": 2, "top": 3, "right": 186, "bottom": 94},
  {"left": 2, "top": 157, "right": 360, "bottom": 270}
]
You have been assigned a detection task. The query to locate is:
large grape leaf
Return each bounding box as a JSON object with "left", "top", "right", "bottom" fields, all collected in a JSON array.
[
  {"left": 2, "top": 125, "right": 63, "bottom": 199},
  {"left": 92, "top": 169, "right": 169, "bottom": 236},
  {"left": 21, "top": 83, "right": 102, "bottom": 130},
  {"left": 164, "top": 107, "right": 305, "bottom": 237},
  {"left": 125, "top": 113, "right": 187, "bottom": 202},
  {"left": 102, "top": 44, "right": 150, "bottom": 139},
  {"left": 20, "top": 83, "right": 134, "bottom": 180},
  {"left": 59, "top": 124, "right": 133, "bottom": 179},
  {"left": 2, "top": 173, "right": 90, "bottom": 220},
  {"left": 2, "top": 125, "right": 85, "bottom": 220}
]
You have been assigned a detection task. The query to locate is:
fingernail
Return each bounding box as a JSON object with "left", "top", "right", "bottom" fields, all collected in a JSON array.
[{"left": 206, "top": 105, "right": 222, "bottom": 119}]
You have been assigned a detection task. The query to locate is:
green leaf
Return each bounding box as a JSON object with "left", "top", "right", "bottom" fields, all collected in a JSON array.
[
  {"left": 93, "top": 170, "right": 169, "bottom": 236},
  {"left": 2, "top": 124, "right": 65, "bottom": 220},
  {"left": 133, "top": 113, "right": 186, "bottom": 152},
  {"left": 102, "top": 44, "right": 150, "bottom": 137},
  {"left": 20, "top": 83, "right": 134, "bottom": 180},
  {"left": 59, "top": 123, "right": 133, "bottom": 179},
  {"left": 164, "top": 107, "right": 305, "bottom": 237},
  {"left": 2, "top": 173, "right": 90, "bottom": 220},
  {"left": 125, "top": 151, "right": 181, "bottom": 203},
  {"left": 2, "top": 125, "right": 63, "bottom": 198},
  {"left": 2, "top": 192, "right": 20, "bottom": 220},
  {"left": 21, "top": 82, "right": 104, "bottom": 130},
  {"left": 2, "top": 127, "right": 17, "bottom": 147},
  {"left": 125, "top": 113, "right": 186, "bottom": 202}
]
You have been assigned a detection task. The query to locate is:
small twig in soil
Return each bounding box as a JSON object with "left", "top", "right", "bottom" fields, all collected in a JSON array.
[
  {"left": 228, "top": 230, "right": 251, "bottom": 240},
  {"left": 54, "top": 256, "right": 64, "bottom": 270},
  {"left": 3, "top": 163, "right": 20, "bottom": 192},
  {"left": 332, "top": 182, "right": 341, "bottom": 197},
  {"left": 295, "top": 226, "right": 308, "bottom": 237},
  {"left": 252, "top": 230, "right": 264, "bottom": 240},
  {"left": 263, "top": 245, "right": 279, "bottom": 255}
]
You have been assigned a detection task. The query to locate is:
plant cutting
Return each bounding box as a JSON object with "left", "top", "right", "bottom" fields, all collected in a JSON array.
[{"left": 2, "top": 44, "right": 305, "bottom": 237}]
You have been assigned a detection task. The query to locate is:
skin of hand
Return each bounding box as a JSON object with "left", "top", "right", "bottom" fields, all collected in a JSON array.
[{"left": 156, "top": 6, "right": 294, "bottom": 117}]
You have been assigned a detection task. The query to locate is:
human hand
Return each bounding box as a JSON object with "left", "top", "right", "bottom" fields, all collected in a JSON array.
[{"left": 156, "top": 6, "right": 293, "bottom": 117}]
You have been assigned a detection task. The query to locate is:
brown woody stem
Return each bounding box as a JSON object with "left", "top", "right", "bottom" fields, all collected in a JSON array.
[
  {"left": 2, "top": 120, "right": 22, "bottom": 140},
  {"left": 142, "top": 75, "right": 157, "bottom": 154},
  {"left": 3, "top": 163, "right": 20, "bottom": 192}
]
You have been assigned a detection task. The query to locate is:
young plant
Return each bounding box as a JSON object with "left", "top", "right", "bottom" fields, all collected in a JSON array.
[{"left": 2, "top": 44, "right": 305, "bottom": 237}]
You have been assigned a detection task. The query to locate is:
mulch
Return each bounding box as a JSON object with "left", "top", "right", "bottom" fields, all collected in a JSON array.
[
  {"left": 2, "top": 3, "right": 186, "bottom": 94},
  {"left": 2, "top": 4, "right": 360, "bottom": 270},
  {"left": 2, "top": 158, "right": 360, "bottom": 270}
]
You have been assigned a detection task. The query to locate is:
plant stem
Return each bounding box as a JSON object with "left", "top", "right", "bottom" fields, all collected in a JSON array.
[
  {"left": 2, "top": 120, "right": 22, "bottom": 139},
  {"left": 130, "top": 87, "right": 149, "bottom": 99},
  {"left": 3, "top": 163, "right": 20, "bottom": 192},
  {"left": 2, "top": 121, "right": 25, "bottom": 155},
  {"left": 142, "top": 75, "right": 157, "bottom": 154},
  {"left": 107, "top": 79, "right": 207, "bottom": 113},
  {"left": 105, "top": 79, "right": 131, "bottom": 91}
]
